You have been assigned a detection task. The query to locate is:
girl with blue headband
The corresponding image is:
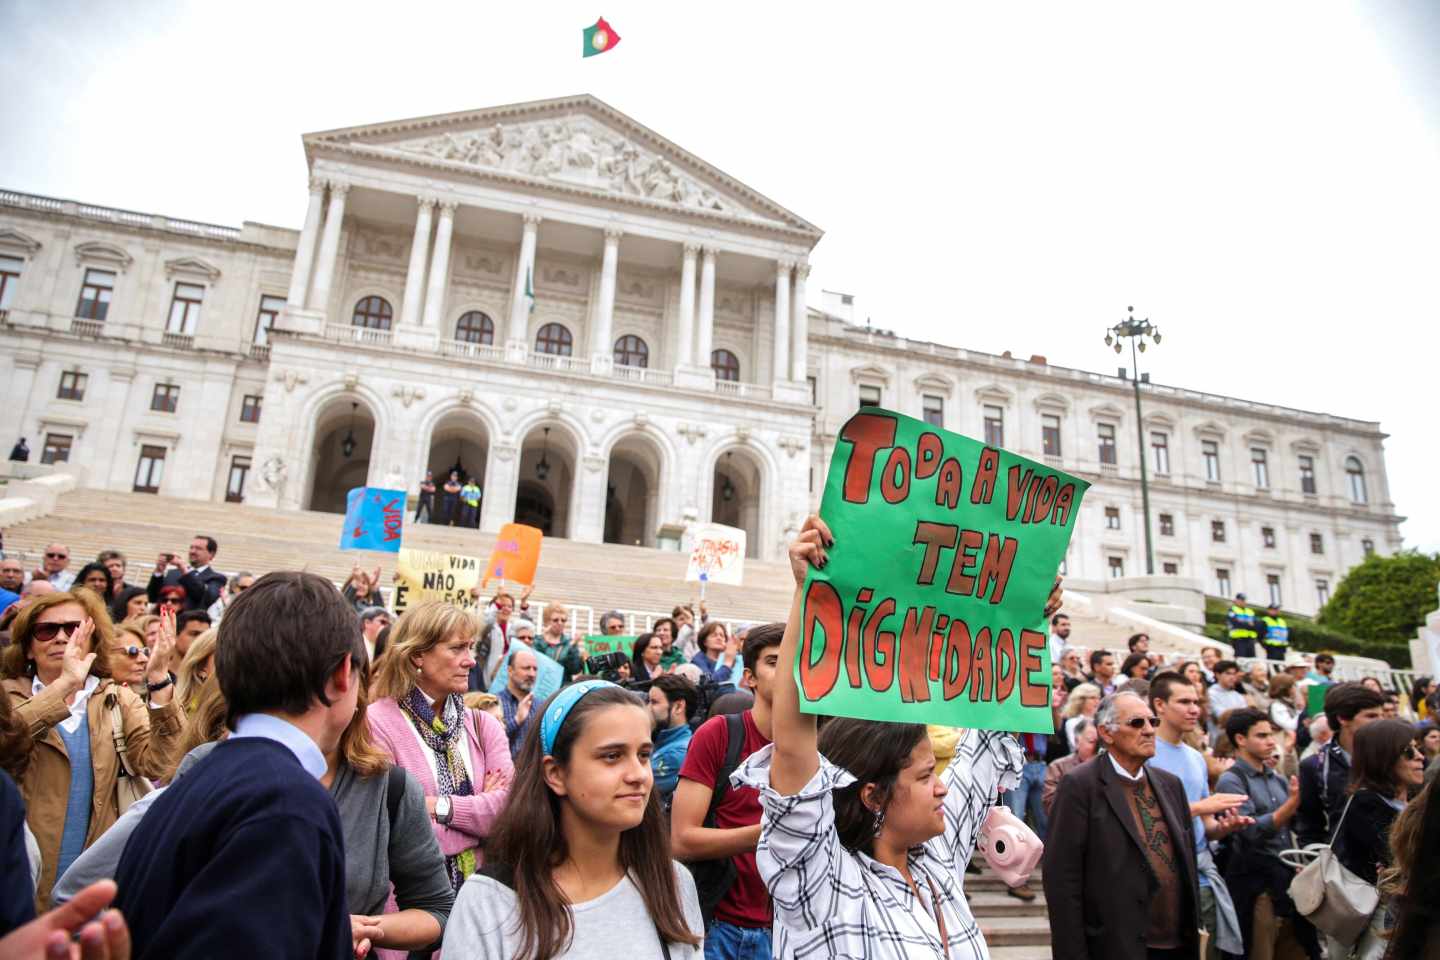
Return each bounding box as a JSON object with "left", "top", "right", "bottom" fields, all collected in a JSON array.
[{"left": 442, "top": 680, "right": 703, "bottom": 959}]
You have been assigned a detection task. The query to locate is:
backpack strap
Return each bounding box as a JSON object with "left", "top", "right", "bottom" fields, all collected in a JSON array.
[
  {"left": 704, "top": 712, "right": 746, "bottom": 828},
  {"left": 386, "top": 765, "right": 406, "bottom": 829},
  {"left": 106, "top": 692, "right": 138, "bottom": 779}
]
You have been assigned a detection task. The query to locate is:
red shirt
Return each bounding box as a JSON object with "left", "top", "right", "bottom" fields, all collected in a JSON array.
[{"left": 678, "top": 710, "right": 773, "bottom": 929}]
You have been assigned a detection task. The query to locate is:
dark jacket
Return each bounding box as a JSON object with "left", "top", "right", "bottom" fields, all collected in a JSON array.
[
  {"left": 147, "top": 566, "right": 226, "bottom": 612},
  {"left": 1042, "top": 755, "right": 1202, "bottom": 960},
  {"left": 1332, "top": 788, "right": 1401, "bottom": 886},
  {"left": 1296, "top": 740, "right": 1351, "bottom": 847}
]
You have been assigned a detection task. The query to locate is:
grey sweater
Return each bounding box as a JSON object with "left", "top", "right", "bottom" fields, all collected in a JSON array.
[{"left": 54, "top": 742, "right": 453, "bottom": 938}]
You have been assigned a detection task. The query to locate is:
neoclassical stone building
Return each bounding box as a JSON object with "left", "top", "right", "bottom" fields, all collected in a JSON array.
[{"left": 0, "top": 95, "right": 1402, "bottom": 613}]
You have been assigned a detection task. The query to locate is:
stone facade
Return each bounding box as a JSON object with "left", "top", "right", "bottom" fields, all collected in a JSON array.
[{"left": 0, "top": 96, "right": 1402, "bottom": 613}]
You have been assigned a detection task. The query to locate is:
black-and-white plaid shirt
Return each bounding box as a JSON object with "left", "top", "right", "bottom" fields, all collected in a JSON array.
[{"left": 733, "top": 729, "right": 1023, "bottom": 959}]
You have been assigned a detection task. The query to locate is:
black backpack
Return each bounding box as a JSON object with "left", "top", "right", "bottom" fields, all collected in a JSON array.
[{"left": 684, "top": 712, "right": 747, "bottom": 927}]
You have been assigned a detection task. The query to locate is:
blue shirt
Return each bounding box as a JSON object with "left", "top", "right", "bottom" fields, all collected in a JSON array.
[
  {"left": 230, "top": 713, "right": 327, "bottom": 780},
  {"left": 1148, "top": 737, "right": 1210, "bottom": 886},
  {"left": 0, "top": 588, "right": 17, "bottom": 616},
  {"left": 651, "top": 722, "right": 693, "bottom": 795}
]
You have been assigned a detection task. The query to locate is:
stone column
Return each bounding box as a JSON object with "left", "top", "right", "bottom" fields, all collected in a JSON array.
[
  {"left": 675, "top": 243, "right": 697, "bottom": 370},
  {"left": 286, "top": 178, "right": 326, "bottom": 308},
  {"left": 421, "top": 201, "right": 456, "bottom": 330},
  {"left": 307, "top": 180, "right": 349, "bottom": 316},
  {"left": 694, "top": 246, "right": 716, "bottom": 370},
  {"left": 573, "top": 454, "right": 609, "bottom": 543},
  {"left": 507, "top": 213, "right": 541, "bottom": 355},
  {"left": 790, "top": 261, "right": 810, "bottom": 382},
  {"left": 479, "top": 442, "right": 519, "bottom": 533},
  {"left": 772, "top": 259, "right": 792, "bottom": 387},
  {"left": 592, "top": 227, "right": 621, "bottom": 374},
  {"left": 399, "top": 197, "right": 435, "bottom": 328}
]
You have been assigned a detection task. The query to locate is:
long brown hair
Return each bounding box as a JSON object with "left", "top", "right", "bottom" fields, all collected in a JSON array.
[
  {"left": 1349, "top": 719, "right": 1419, "bottom": 798},
  {"left": 1381, "top": 780, "right": 1439, "bottom": 959},
  {"left": 1, "top": 590, "right": 114, "bottom": 680},
  {"left": 487, "top": 685, "right": 699, "bottom": 960},
  {"left": 818, "top": 718, "right": 929, "bottom": 855},
  {"left": 0, "top": 691, "right": 33, "bottom": 781}
]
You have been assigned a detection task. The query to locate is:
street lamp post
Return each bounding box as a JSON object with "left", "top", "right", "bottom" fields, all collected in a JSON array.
[{"left": 1104, "top": 307, "right": 1162, "bottom": 576}]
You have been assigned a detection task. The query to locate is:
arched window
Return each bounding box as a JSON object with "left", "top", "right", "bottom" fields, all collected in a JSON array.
[
  {"left": 455, "top": 311, "right": 494, "bottom": 345},
  {"left": 1345, "top": 456, "right": 1368, "bottom": 504},
  {"left": 613, "top": 334, "right": 649, "bottom": 368},
  {"left": 534, "top": 322, "right": 573, "bottom": 356},
  {"left": 711, "top": 349, "right": 740, "bottom": 382},
  {"left": 351, "top": 296, "right": 393, "bottom": 330}
]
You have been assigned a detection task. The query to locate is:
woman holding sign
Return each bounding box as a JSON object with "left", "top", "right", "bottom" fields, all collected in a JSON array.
[{"left": 733, "top": 515, "right": 1061, "bottom": 959}]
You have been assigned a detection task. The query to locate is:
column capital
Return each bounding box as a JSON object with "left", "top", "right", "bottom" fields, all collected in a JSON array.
[
  {"left": 604, "top": 226, "right": 625, "bottom": 241},
  {"left": 682, "top": 241, "right": 700, "bottom": 256},
  {"left": 795, "top": 261, "right": 812, "bottom": 280},
  {"left": 437, "top": 200, "right": 459, "bottom": 214},
  {"left": 776, "top": 257, "right": 796, "bottom": 274},
  {"left": 326, "top": 179, "right": 351, "bottom": 196},
  {"left": 307, "top": 177, "right": 327, "bottom": 195},
  {"left": 522, "top": 212, "right": 543, "bottom": 227},
  {"left": 416, "top": 195, "right": 437, "bottom": 210},
  {"left": 700, "top": 244, "right": 718, "bottom": 259}
]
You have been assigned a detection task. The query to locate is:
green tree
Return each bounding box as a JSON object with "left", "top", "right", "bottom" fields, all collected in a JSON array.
[{"left": 1317, "top": 551, "right": 1440, "bottom": 644}]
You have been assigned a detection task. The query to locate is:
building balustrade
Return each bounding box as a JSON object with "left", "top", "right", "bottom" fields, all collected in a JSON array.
[
  {"left": 160, "top": 331, "right": 194, "bottom": 350},
  {"left": 323, "top": 322, "right": 392, "bottom": 346},
  {"left": 439, "top": 338, "right": 506, "bottom": 363},
  {"left": 70, "top": 317, "right": 103, "bottom": 337}
]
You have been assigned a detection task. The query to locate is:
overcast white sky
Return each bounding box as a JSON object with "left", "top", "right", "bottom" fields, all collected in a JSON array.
[{"left": 3, "top": 1, "right": 1437, "bottom": 549}]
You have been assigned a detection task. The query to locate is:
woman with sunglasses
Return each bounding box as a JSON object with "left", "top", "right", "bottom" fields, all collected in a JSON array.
[{"left": 0, "top": 590, "right": 183, "bottom": 908}]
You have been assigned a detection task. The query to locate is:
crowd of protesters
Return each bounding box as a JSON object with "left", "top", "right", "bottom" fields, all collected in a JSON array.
[{"left": 0, "top": 526, "right": 1437, "bottom": 960}]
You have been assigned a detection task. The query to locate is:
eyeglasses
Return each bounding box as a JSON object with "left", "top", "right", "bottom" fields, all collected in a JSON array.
[
  {"left": 1406, "top": 746, "right": 1425, "bottom": 761},
  {"left": 33, "top": 620, "right": 83, "bottom": 642},
  {"left": 119, "top": 645, "right": 151, "bottom": 659},
  {"left": 1121, "top": 716, "right": 1160, "bottom": 730},
  {"left": 45, "top": 552, "right": 68, "bottom": 560}
]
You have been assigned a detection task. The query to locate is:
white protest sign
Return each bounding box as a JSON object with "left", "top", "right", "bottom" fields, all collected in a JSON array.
[{"left": 685, "top": 522, "right": 746, "bottom": 588}]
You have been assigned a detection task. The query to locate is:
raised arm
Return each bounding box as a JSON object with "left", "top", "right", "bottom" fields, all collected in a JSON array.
[{"left": 770, "top": 515, "right": 831, "bottom": 797}]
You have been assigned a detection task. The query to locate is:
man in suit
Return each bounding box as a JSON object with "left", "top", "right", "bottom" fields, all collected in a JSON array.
[
  {"left": 1043, "top": 691, "right": 1202, "bottom": 960},
  {"left": 146, "top": 535, "right": 227, "bottom": 612}
]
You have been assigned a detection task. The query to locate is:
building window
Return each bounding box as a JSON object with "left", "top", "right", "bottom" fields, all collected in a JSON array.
[
  {"left": 807, "top": 375, "right": 818, "bottom": 406},
  {"left": 133, "top": 445, "right": 166, "bottom": 494},
  {"left": 1216, "top": 568, "right": 1232, "bottom": 597},
  {"left": 150, "top": 383, "right": 180, "bottom": 413},
  {"left": 0, "top": 255, "right": 22, "bottom": 309},
  {"left": 922, "top": 394, "right": 944, "bottom": 427},
  {"left": 711, "top": 348, "right": 740, "bottom": 381},
  {"left": 1267, "top": 574, "right": 1282, "bottom": 607},
  {"left": 1158, "top": 513, "right": 1175, "bottom": 536},
  {"left": 858, "top": 384, "right": 882, "bottom": 409},
  {"left": 1211, "top": 520, "right": 1226, "bottom": 543},
  {"left": 239, "top": 394, "right": 262, "bottom": 424},
  {"left": 1108, "top": 556, "right": 1125, "bottom": 579},
  {"left": 166, "top": 282, "right": 204, "bottom": 335},
  {"left": 1310, "top": 532, "right": 1324, "bottom": 555},
  {"left": 1361, "top": 538, "right": 1375, "bottom": 556},
  {"left": 57, "top": 371, "right": 87, "bottom": 401},
  {"left": 351, "top": 295, "right": 393, "bottom": 330},
  {"left": 1299, "top": 455, "right": 1317, "bottom": 495},
  {"left": 1104, "top": 506, "right": 1121, "bottom": 530},
  {"left": 225, "top": 455, "right": 251, "bottom": 503},
  {"left": 983, "top": 405, "right": 1005, "bottom": 447},
  {"left": 455, "top": 310, "right": 494, "bottom": 345},
  {"left": 76, "top": 268, "right": 115, "bottom": 321},
  {"left": 1162, "top": 561, "right": 1179, "bottom": 575},
  {"left": 1251, "top": 448, "right": 1270, "bottom": 488},
  {"left": 1151, "top": 431, "right": 1170, "bottom": 474},
  {"left": 254, "top": 294, "right": 285, "bottom": 346},
  {"left": 1316, "top": 579, "right": 1331, "bottom": 607},
  {"left": 40, "top": 433, "right": 72, "bottom": 464},
  {"left": 1262, "top": 526, "right": 1276, "bottom": 548},
  {"left": 613, "top": 334, "right": 649, "bottom": 368},
  {"left": 1345, "top": 456, "right": 1368, "bottom": 504},
  {"left": 1097, "top": 423, "right": 1117, "bottom": 465},
  {"left": 535, "top": 322, "right": 574, "bottom": 356},
  {"left": 1042, "top": 413, "right": 1062, "bottom": 457},
  {"left": 1202, "top": 439, "right": 1220, "bottom": 482}
]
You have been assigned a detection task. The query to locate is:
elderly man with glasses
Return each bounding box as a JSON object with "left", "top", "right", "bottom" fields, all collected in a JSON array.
[{"left": 33, "top": 543, "right": 75, "bottom": 590}]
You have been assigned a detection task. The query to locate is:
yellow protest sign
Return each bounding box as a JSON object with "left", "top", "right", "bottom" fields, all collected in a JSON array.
[{"left": 393, "top": 548, "right": 482, "bottom": 614}]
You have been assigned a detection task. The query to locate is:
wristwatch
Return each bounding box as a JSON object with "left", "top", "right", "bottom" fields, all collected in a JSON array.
[
  {"left": 146, "top": 674, "right": 174, "bottom": 692},
  {"left": 434, "top": 796, "right": 453, "bottom": 825}
]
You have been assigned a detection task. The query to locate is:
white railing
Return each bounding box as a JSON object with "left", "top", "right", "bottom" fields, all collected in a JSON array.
[
  {"left": 161, "top": 331, "right": 194, "bottom": 349},
  {"left": 715, "top": 379, "right": 772, "bottom": 400},
  {"left": 0, "top": 189, "right": 240, "bottom": 241},
  {"left": 613, "top": 364, "right": 674, "bottom": 387},
  {"left": 70, "top": 317, "right": 103, "bottom": 337},
  {"left": 527, "top": 351, "right": 588, "bottom": 374},
  {"left": 324, "top": 322, "right": 393, "bottom": 346},
  {"left": 440, "top": 339, "right": 506, "bottom": 363},
  {"left": 248, "top": 343, "right": 271, "bottom": 362}
]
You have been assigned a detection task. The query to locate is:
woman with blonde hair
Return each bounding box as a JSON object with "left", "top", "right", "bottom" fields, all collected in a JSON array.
[
  {"left": 173, "top": 627, "right": 218, "bottom": 715},
  {"left": 368, "top": 600, "right": 513, "bottom": 893},
  {"left": 1, "top": 589, "right": 183, "bottom": 907},
  {"left": 1061, "top": 682, "right": 1102, "bottom": 750}
]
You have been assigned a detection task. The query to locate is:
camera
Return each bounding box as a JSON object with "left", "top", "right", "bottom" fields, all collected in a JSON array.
[{"left": 584, "top": 651, "right": 631, "bottom": 683}]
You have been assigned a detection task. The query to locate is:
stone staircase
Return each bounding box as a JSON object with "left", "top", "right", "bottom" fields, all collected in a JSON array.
[{"left": 970, "top": 864, "right": 1052, "bottom": 959}]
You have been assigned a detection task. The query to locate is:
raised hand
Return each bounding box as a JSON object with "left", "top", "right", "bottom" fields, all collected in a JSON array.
[
  {"left": 148, "top": 608, "right": 177, "bottom": 683},
  {"left": 516, "top": 693, "right": 534, "bottom": 725},
  {"left": 1192, "top": 792, "right": 1248, "bottom": 817},
  {"left": 1043, "top": 575, "right": 1064, "bottom": 620},
  {"left": 60, "top": 619, "right": 97, "bottom": 690},
  {"left": 0, "top": 879, "right": 131, "bottom": 960},
  {"left": 787, "top": 515, "right": 833, "bottom": 587},
  {"left": 519, "top": 583, "right": 534, "bottom": 604},
  {"left": 368, "top": 566, "right": 382, "bottom": 590}
]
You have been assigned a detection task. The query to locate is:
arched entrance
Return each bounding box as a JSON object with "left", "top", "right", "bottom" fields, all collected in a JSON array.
[
  {"left": 712, "top": 448, "right": 763, "bottom": 558},
  {"left": 308, "top": 397, "right": 376, "bottom": 514},
  {"left": 516, "top": 423, "right": 578, "bottom": 538},
  {"left": 424, "top": 410, "right": 490, "bottom": 526},
  {"left": 604, "top": 434, "right": 663, "bottom": 547}
]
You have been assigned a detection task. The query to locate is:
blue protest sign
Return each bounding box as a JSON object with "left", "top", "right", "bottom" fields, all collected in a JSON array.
[
  {"left": 339, "top": 487, "right": 406, "bottom": 553},
  {"left": 490, "top": 643, "right": 565, "bottom": 704}
]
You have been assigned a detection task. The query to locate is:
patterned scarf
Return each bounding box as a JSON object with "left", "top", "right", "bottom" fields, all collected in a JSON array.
[{"left": 398, "top": 687, "right": 477, "bottom": 889}]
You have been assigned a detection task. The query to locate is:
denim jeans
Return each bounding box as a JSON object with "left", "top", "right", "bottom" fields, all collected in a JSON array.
[
  {"left": 705, "top": 920, "right": 772, "bottom": 960},
  {"left": 1002, "top": 759, "right": 1049, "bottom": 840}
]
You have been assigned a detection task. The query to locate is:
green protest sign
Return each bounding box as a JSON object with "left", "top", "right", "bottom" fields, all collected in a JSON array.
[
  {"left": 798, "top": 408, "right": 1089, "bottom": 733},
  {"left": 1307, "top": 681, "right": 1329, "bottom": 718},
  {"left": 583, "top": 635, "right": 637, "bottom": 657}
]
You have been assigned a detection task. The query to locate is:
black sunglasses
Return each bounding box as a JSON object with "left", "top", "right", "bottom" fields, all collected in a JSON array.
[
  {"left": 34, "top": 620, "right": 83, "bottom": 641},
  {"left": 1122, "top": 716, "right": 1160, "bottom": 730},
  {"left": 119, "top": 645, "right": 151, "bottom": 658},
  {"left": 45, "top": 552, "right": 68, "bottom": 560}
]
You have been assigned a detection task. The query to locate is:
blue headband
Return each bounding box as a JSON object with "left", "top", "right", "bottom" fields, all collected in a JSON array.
[{"left": 540, "top": 680, "right": 616, "bottom": 756}]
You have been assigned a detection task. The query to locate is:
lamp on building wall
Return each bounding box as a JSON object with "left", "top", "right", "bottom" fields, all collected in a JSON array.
[
  {"left": 721, "top": 452, "right": 735, "bottom": 502},
  {"left": 536, "top": 427, "right": 551, "bottom": 481},
  {"left": 1102, "top": 307, "right": 1163, "bottom": 575},
  {"left": 341, "top": 402, "right": 358, "bottom": 459}
]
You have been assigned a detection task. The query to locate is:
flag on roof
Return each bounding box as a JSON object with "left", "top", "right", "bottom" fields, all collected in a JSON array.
[{"left": 583, "top": 17, "right": 621, "bottom": 57}]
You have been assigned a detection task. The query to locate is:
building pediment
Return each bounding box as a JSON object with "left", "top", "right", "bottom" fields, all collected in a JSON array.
[
  {"left": 913, "top": 373, "right": 955, "bottom": 395},
  {"left": 303, "top": 95, "right": 821, "bottom": 237},
  {"left": 849, "top": 364, "right": 891, "bottom": 385},
  {"left": 0, "top": 228, "right": 42, "bottom": 258},
  {"left": 73, "top": 241, "right": 132, "bottom": 272},
  {"left": 164, "top": 256, "right": 221, "bottom": 281}
]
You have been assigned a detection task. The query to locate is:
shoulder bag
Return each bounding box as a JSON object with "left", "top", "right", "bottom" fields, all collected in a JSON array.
[
  {"left": 1287, "top": 793, "right": 1379, "bottom": 947},
  {"left": 107, "top": 692, "right": 154, "bottom": 814}
]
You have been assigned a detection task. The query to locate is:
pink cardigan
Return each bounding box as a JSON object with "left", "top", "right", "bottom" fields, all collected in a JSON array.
[{"left": 367, "top": 697, "right": 513, "bottom": 857}]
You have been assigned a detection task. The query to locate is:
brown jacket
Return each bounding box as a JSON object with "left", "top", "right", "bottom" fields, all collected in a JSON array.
[{"left": 4, "top": 675, "right": 184, "bottom": 908}]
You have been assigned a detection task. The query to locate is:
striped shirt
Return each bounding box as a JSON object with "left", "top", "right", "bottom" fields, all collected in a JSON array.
[{"left": 734, "top": 729, "right": 1023, "bottom": 959}]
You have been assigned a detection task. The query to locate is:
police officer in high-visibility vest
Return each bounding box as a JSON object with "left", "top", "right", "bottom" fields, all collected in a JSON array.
[
  {"left": 1259, "top": 603, "right": 1289, "bottom": 662},
  {"left": 1227, "top": 593, "right": 1258, "bottom": 658}
]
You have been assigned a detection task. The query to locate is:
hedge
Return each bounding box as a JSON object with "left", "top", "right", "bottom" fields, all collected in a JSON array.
[{"left": 1203, "top": 597, "right": 1411, "bottom": 668}]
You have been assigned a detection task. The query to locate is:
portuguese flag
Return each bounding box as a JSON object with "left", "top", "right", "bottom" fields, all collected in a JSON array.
[{"left": 583, "top": 17, "right": 621, "bottom": 57}]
